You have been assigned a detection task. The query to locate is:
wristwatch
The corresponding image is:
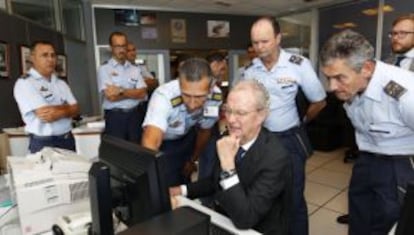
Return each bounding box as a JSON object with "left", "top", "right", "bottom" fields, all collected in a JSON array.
[{"left": 220, "top": 169, "right": 236, "bottom": 180}]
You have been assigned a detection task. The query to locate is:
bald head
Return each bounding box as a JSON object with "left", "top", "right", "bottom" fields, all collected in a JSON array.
[{"left": 250, "top": 17, "right": 282, "bottom": 60}]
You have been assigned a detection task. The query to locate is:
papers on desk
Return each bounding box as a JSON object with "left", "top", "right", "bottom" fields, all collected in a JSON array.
[{"left": 176, "top": 196, "right": 261, "bottom": 235}]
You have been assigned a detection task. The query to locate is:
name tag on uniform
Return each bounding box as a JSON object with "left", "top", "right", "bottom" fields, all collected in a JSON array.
[{"left": 204, "top": 106, "right": 219, "bottom": 117}]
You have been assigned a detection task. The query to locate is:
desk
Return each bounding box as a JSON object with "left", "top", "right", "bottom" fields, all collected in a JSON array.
[
  {"left": 71, "top": 124, "right": 103, "bottom": 160},
  {"left": 2, "top": 123, "right": 103, "bottom": 160},
  {"left": 176, "top": 196, "right": 261, "bottom": 234},
  {"left": 2, "top": 127, "right": 29, "bottom": 157}
]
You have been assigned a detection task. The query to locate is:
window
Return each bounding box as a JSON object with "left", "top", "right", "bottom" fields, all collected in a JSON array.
[
  {"left": 61, "top": 0, "right": 84, "bottom": 40},
  {"left": 11, "top": 0, "right": 56, "bottom": 28}
]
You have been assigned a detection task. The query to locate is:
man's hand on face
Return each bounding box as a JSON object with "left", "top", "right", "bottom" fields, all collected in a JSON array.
[{"left": 216, "top": 134, "right": 240, "bottom": 171}]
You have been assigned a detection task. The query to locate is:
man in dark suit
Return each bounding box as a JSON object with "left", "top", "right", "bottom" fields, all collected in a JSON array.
[{"left": 170, "top": 79, "right": 292, "bottom": 234}]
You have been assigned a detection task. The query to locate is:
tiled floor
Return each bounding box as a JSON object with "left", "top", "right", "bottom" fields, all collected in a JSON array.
[{"left": 306, "top": 148, "right": 351, "bottom": 235}]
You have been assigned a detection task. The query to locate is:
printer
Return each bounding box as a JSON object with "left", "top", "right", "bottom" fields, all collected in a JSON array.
[{"left": 8, "top": 148, "right": 91, "bottom": 235}]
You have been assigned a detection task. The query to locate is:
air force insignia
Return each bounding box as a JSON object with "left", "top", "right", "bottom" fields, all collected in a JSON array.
[
  {"left": 211, "top": 92, "right": 222, "bottom": 101},
  {"left": 289, "top": 55, "right": 303, "bottom": 65},
  {"left": 170, "top": 96, "right": 183, "bottom": 107},
  {"left": 384, "top": 80, "right": 407, "bottom": 100}
]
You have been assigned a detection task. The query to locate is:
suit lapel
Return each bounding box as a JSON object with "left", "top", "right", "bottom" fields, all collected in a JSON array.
[{"left": 236, "top": 129, "right": 265, "bottom": 184}]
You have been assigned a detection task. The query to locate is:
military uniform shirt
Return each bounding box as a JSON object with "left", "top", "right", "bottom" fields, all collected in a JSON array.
[
  {"left": 98, "top": 58, "right": 147, "bottom": 110},
  {"left": 138, "top": 64, "right": 155, "bottom": 79},
  {"left": 142, "top": 80, "right": 222, "bottom": 140},
  {"left": 344, "top": 61, "right": 414, "bottom": 155},
  {"left": 13, "top": 68, "right": 77, "bottom": 136},
  {"left": 242, "top": 49, "right": 326, "bottom": 131}
]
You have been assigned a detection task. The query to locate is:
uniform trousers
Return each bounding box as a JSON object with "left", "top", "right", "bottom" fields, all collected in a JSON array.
[
  {"left": 349, "top": 152, "right": 414, "bottom": 235},
  {"left": 29, "top": 132, "right": 75, "bottom": 153},
  {"left": 275, "top": 125, "right": 311, "bottom": 235},
  {"left": 104, "top": 104, "right": 145, "bottom": 143},
  {"left": 160, "top": 128, "right": 196, "bottom": 187}
]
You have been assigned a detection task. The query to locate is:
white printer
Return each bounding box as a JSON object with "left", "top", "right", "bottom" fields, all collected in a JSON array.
[{"left": 7, "top": 148, "right": 91, "bottom": 235}]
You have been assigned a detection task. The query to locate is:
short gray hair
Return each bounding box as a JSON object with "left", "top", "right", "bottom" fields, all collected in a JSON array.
[
  {"left": 319, "top": 29, "right": 374, "bottom": 72},
  {"left": 231, "top": 79, "right": 270, "bottom": 110}
]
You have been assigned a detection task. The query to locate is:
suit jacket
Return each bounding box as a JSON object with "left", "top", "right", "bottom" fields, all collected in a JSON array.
[{"left": 187, "top": 127, "right": 292, "bottom": 235}]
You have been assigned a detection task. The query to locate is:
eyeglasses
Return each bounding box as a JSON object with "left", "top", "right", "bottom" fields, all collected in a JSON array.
[
  {"left": 222, "top": 105, "right": 262, "bottom": 117},
  {"left": 112, "top": 44, "right": 127, "bottom": 49},
  {"left": 388, "top": 31, "right": 414, "bottom": 38}
]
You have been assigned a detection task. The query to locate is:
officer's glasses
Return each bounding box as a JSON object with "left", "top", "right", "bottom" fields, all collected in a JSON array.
[
  {"left": 388, "top": 31, "right": 414, "bottom": 38},
  {"left": 222, "top": 105, "right": 262, "bottom": 118}
]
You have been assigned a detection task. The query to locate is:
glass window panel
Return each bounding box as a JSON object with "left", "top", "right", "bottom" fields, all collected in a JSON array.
[
  {"left": 319, "top": 0, "right": 379, "bottom": 55},
  {"left": 280, "top": 12, "right": 312, "bottom": 58},
  {"left": 11, "top": 0, "right": 56, "bottom": 28},
  {"left": 381, "top": 0, "right": 414, "bottom": 60},
  {"left": 62, "top": 0, "right": 84, "bottom": 40}
]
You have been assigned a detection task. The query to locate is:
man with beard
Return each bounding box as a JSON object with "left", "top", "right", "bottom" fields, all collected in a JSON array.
[{"left": 389, "top": 14, "right": 414, "bottom": 70}]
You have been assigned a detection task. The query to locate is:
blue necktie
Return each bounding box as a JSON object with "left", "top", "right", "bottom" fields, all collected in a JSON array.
[
  {"left": 235, "top": 147, "right": 246, "bottom": 163},
  {"left": 395, "top": 56, "right": 406, "bottom": 67}
]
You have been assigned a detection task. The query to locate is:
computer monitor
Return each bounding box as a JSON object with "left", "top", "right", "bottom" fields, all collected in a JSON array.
[{"left": 91, "top": 135, "right": 171, "bottom": 230}]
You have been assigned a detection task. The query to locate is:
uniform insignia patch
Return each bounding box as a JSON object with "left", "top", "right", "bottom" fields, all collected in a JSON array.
[
  {"left": 383, "top": 80, "right": 407, "bottom": 100},
  {"left": 170, "top": 96, "right": 183, "bottom": 107},
  {"left": 289, "top": 55, "right": 303, "bottom": 65},
  {"left": 40, "top": 86, "right": 48, "bottom": 91},
  {"left": 244, "top": 62, "right": 253, "bottom": 70},
  {"left": 169, "top": 120, "right": 182, "bottom": 128},
  {"left": 211, "top": 93, "right": 222, "bottom": 101}
]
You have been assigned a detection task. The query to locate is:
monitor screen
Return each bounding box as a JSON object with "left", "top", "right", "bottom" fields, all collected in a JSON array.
[
  {"left": 114, "top": 9, "right": 140, "bottom": 26},
  {"left": 97, "top": 135, "right": 171, "bottom": 226}
]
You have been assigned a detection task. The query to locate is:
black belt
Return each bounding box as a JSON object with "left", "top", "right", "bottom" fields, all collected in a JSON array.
[
  {"left": 105, "top": 105, "right": 140, "bottom": 113},
  {"left": 29, "top": 132, "right": 73, "bottom": 140},
  {"left": 274, "top": 125, "right": 301, "bottom": 135},
  {"left": 360, "top": 151, "right": 414, "bottom": 159}
]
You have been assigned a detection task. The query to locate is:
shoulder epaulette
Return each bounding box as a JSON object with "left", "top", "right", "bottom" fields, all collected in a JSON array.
[
  {"left": 101, "top": 60, "right": 108, "bottom": 65},
  {"left": 244, "top": 61, "right": 254, "bottom": 70},
  {"left": 289, "top": 55, "right": 303, "bottom": 65},
  {"left": 21, "top": 74, "right": 30, "bottom": 79},
  {"left": 210, "top": 92, "right": 222, "bottom": 101},
  {"left": 170, "top": 96, "right": 183, "bottom": 107},
  {"left": 383, "top": 80, "right": 407, "bottom": 100}
]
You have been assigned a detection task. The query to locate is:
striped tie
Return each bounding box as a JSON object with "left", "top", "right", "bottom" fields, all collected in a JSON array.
[{"left": 235, "top": 147, "right": 246, "bottom": 163}]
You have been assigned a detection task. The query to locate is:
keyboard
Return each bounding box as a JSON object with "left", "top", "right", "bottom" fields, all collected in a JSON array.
[{"left": 210, "top": 223, "right": 237, "bottom": 235}]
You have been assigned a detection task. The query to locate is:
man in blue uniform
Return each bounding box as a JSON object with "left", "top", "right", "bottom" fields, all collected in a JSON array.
[
  {"left": 141, "top": 58, "right": 222, "bottom": 186},
  {"left": 98, "top": 32, "right": 147, "bottom": 143},
  {"left": 242, "top": 16, "right": 327, "bottom": 235},
  {"left": 320, "top": 29, "right": 414, "bottom": 235},
  {"left": 14, "top": 41, "right": 79, "bottom": 153}
]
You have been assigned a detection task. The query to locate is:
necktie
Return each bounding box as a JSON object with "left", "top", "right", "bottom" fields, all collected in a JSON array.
[
  {"left": 395, "top": 56, "right": 406, "bottom": 67},
  {"left": 235, "top": 147, "right": 246, "bottom": 163}
]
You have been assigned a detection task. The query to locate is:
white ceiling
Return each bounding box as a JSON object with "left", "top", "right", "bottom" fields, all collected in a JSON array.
[{"left": 91, "top": 0, "right": 351, "bottom": 16}]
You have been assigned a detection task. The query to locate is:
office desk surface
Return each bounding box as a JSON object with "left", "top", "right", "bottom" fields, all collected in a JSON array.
[{"left": 176, "top": 196, "right": 261, "bottom": 235}]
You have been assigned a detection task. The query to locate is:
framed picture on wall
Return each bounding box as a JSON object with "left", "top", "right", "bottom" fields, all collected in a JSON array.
[
  {"left": 56, "top": 54, "right": 67, "bottom": 77},
  {"left": 0, "top": 42, "right": 9, "bottom": 78},
  {"left": 20, "top": 45, "right": 31, "bottom": 74},
  {"left": 207, "top": 20, "right": 230, "bottom": 38}
]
